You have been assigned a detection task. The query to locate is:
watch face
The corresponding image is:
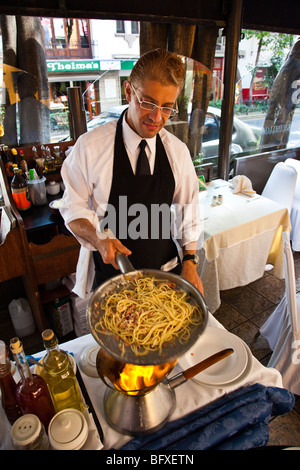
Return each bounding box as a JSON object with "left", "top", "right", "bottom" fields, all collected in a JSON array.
[
  {"left": 193, "top": 255, "right": 199, "bottom": 264},
  {"left": 183, "top": 254, "right": 199, "bottom": 264}
]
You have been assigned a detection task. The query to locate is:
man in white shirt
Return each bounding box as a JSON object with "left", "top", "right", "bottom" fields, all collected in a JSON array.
[{"left": 60, "top": 48, "right": 203, "bottom": 296}]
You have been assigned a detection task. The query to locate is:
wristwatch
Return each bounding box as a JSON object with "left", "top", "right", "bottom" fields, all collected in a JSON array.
[{"left": 182, "top": 254, "right": 199, "bottom": 265}]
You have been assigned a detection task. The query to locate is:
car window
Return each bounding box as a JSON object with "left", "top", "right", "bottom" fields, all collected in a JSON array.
[{"left": 202, "top": 114, "right": 220, "bottom": 142}]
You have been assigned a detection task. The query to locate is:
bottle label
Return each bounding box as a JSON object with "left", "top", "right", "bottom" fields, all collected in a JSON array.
[{"left": 11, "top": 187, "right": 31, "bottom": 210}]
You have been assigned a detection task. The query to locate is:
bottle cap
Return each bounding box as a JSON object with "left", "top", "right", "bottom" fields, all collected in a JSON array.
[
  {"left": 10, "top": 337, "right": 22, "bottom": 354},
  {"left": 11, "top": 414, "right": 42, "bottom": 447},
  {"left": 42, "top": 329, "right": 54, "bottom": 341},
  {"left": 48, "top": 409, "right": 88, "bottom": 450}
]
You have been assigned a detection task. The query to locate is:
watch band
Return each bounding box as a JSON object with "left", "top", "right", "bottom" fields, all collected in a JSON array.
[{"left": 182, "top": 254, "right": 199, "bottom": 264}]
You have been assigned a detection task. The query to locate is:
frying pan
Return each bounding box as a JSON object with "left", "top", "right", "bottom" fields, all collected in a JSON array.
[{"left": 87, "top": 253, "right": 208, "bottom": 365}]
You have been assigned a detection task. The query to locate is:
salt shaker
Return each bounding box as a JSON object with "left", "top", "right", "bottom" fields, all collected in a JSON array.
[{"left": 11, "top": 414, "right": 49, "bottom": 450}]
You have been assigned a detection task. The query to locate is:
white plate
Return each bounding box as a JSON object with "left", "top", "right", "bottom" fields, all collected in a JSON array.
[
  {"left": 79, "top": 345, "right": 100, "bottom": 378},
  {"left": 192, "top": 342, "right": 253, "bottom": 389},
  {"left": 179, "top": 327, "right": 248, "bottom": 386}
]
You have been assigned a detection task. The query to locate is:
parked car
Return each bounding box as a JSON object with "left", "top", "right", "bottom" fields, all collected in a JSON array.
[{"left": 165, "top": 106, "right": 262, "bottom": 170}]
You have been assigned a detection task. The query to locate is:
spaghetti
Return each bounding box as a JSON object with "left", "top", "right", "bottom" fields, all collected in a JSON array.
[{"left": 93, "top": 276, "right": 203, "bottom": 357}]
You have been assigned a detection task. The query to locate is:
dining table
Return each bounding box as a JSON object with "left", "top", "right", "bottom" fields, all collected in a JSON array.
[
  {"left": 0, "top": 311, "right": 294, "bottom": 451},
  {"left": 196, "top": 179, "right": 291, "bottom": 313}
]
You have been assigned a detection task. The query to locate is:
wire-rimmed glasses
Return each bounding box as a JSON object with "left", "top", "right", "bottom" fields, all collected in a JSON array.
[{"left": 131, "top": 84, "right": 178, "bottom": 117}]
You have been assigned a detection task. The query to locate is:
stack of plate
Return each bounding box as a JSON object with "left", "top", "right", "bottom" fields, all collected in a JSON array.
[{"left": 179, "top": 327, "right": 252, "bottom": 388}]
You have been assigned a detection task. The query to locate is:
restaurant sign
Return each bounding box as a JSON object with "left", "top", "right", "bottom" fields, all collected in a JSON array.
[{"left": 47, "top": 59, "right": 136, "bottom": 73}]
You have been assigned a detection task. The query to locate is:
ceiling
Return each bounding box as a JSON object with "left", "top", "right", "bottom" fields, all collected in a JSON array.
[{"left": 0, "top": 0, "right": 299, "bottom": 35}]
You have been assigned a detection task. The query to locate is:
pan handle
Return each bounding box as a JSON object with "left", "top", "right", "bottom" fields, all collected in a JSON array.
[{"left": 116, "top": 251, "right": 135, "bottom": 274}]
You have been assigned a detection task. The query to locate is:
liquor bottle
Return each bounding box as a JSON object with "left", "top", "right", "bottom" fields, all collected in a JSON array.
[
  {"left": 0, "top": 340, "right": 23, "bottom": 424},
  {"left": 1, "top": 145, "right": 14, "bottom": 181},
  {"left": 19, "top": 150, "right": 28, "bottom": 177},
  {"left": 11, "top": 148, "right": 19, "bottom": 166},
  {"left": 11, "top": 167, "right": 31, "bottom": 211},
  {"left": 41, "top": 329, "right": 84, "bottom": 413},
  {"left": 10, "top": 337, "right": 55, "bottom": 431}
]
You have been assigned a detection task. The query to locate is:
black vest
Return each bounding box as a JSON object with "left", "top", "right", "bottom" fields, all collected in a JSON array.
[{"left": 93, "top": 110, "right": 180, "bottom": 286}]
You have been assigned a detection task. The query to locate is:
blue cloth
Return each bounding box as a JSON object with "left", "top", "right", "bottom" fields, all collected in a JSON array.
[{"left": 120, "top": 383, "right": 295, "bottom": 450}]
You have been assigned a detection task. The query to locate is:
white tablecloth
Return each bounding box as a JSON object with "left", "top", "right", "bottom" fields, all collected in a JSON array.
[
  {"left": 197, "top": 180, "right": 291, "bottom": 313},
  {"left": 0, "top": 313, "right": 283, "bottom": 450}
]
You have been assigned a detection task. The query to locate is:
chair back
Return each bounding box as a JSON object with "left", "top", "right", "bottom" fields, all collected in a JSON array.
[
  {"left": 261, "top": 162, "right": 297, "bottom": 213},
  {"left": 282, "top": 230, "right": 298, "bottom": 333},
  {"left": 285, "top": 158, "right": 300, "bottom": 202}
]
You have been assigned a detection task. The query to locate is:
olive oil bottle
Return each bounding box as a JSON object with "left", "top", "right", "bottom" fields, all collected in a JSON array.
[{"left": 41, "top": 329, "right": 84, "bottom": 413}]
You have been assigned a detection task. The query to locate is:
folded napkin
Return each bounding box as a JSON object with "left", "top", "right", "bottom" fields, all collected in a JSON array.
[
  {"left": 230, "top": 175, "right": 256, "bottom": 197},
  {"left": 120, "top": 383, "right": 294, "bottom": 451}
]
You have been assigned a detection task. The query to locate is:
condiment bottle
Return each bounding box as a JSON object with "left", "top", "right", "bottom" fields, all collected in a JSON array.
[
  {"left": 0, "top": 340, "right": 23, "bottom": 424},
  {"left": 10, "top": 337, "right": 55, "bottom": 431},
  {"left": 11, "top": 414, "right": 49, "bottom": 450},
  {"left": 44, "top": 146, "right": 55, "bottom": 172},
  {"left": 53, "top": 145, "right": 63, "bottom": 169},
  {"left": 11, "top": 167, "right": 31, "bottom": 211},
  {"left": 19, "top": 150, "right": 28, "bottom": 176},
  {"left": 41, "top": 329, "right": 84, "bottom": 413},
  {"left": 1, "top": 145, "right": 14, "bottom": 181}
]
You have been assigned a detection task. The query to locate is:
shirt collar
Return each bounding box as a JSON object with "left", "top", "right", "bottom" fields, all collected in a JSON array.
[{"left": 122, "top": 111, "right": 157, "bottom": 156}]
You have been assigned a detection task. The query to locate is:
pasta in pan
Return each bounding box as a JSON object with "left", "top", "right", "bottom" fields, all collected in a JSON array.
[{"left": 93, "top": 276, "right": 203, "bottom": 357}]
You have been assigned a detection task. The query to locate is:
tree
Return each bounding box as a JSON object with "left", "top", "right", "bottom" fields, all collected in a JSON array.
[
  {"left": 0, "top": 15, "right": 50, "bottom": 146},
  {"left": 243, "top": 30, "right": 294, "bottom": 104},
  {"left": 260, "top": 39, "right": 300, "bottom": 148}
]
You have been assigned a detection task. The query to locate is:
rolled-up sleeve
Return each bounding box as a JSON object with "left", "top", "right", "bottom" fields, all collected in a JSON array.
[{"left": 60, "top": 136, "right": 104, "bottom": 250}]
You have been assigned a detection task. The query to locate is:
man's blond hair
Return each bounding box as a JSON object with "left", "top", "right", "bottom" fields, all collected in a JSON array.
[{"left": 130, "top": 48, "right": 185, "bottom": 91}]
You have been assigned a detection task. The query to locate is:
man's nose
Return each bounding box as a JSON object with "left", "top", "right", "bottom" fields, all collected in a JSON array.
[{"left": 148, "top": 106, "right": 163, "bottom": 121}]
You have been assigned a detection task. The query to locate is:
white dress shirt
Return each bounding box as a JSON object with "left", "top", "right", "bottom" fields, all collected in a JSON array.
[{"left": 60, "top": 113, "right": 201, "bottom": 297}]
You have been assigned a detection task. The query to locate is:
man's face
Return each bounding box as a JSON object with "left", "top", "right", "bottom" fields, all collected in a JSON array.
[{"left": 124, "top": 78, "right": 179, "bottom": 139}]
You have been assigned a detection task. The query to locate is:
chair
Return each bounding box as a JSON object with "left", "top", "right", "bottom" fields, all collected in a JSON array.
[
  {"left": 285, "top": 158, "right": 300, "bottom": 251},
  {"left": 261, "top": 162, "right": 297, "bottom": 213},
  {"left": 260, "top": 231, "right": 300, "bottom": 395}
]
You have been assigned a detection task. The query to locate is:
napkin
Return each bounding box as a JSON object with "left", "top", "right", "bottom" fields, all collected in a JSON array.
[
  {"left": 230, "top": 175, "right": 256, "bottom": 197},
  {"left": 120, "top": 383, "right": 294, "bottom": 451}
]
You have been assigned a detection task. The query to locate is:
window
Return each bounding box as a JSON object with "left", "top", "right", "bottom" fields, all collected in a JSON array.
[
  {"left": 131, "top": 21, "right": 139, "bottom": 34},
  {"left": 116, "top": 20, "right": 125, "bottom": 34},
  {"left": 41, "top": 18, "right": 91, "bottom": 58}
]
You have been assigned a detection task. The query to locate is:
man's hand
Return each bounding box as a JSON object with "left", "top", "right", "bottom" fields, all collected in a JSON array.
[
  {"left": 96, "top": 235, "right": 131, "bottom": 270},
  {"left": 68, "top": 218, "right": 131, "bottom": 269}
]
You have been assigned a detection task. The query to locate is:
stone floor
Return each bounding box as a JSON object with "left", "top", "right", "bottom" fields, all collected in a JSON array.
[{"left": 214, "top": 252, "right": 300, "bottom": 448}]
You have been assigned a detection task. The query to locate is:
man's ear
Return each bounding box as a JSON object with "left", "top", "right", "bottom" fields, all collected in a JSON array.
[{"left": 124, "top": 81, "right": 132, "bottom": 102}]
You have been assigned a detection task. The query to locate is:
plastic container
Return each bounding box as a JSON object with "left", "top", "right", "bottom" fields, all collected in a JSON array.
[
  {"left": 8, "top": 298, "right": 35, "bottom": 337},
  {"left": 48, "top": 409, "right": 88, "bottom": 450},
  {"left": 11, "top": 414, "right": 49, "bottom": 450},
  {"left": 46, "top": 180, "right": 60, "bottom": 195},
  {"left": 27, "top": 176, "right": 47, "bottom": 205}
]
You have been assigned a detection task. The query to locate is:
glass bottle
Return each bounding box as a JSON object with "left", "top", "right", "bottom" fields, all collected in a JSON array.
[
  {"left": 2, "top": 145, "right": 14, "bottom": 181},
  {"left": 53, "top": 145, "right": 63, "bottom": 169},
  {"left": 19, "top": 150, "right": 28, "bottom": 176},
  {"left": 44, "top": 146, "right": 55, "bottom": 172},
  {"left": 0, "top": 340, "right": 23, "bottom": 424},
  {"left": 11, "top": 167, "right": 31, "bottom": 211},
  {"left": 41, "top": 329, "right": 84, "bottom": 413},
  {"left": 10, "top": 337, "right": 55, "bottom": 431}
]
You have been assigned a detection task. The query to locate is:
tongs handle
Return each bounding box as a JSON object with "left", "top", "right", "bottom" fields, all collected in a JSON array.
[{"left": 116, "top": 251, "right": 135, "bottom": 274}]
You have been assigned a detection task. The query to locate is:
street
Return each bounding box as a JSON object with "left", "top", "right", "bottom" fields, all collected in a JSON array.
[{"left": 240, "top": 111, "right": 300, "bottom": 149}]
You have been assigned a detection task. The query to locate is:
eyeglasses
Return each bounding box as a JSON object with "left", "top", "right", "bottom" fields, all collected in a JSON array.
[{"left": 131, "top": 84, "right": 178, "bottom": 117}]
